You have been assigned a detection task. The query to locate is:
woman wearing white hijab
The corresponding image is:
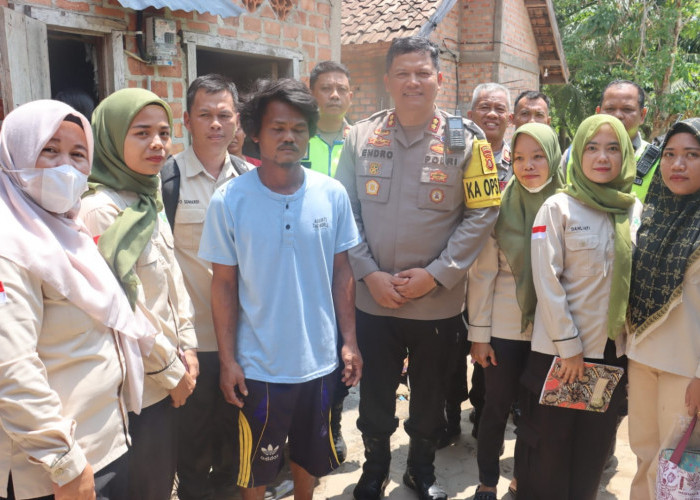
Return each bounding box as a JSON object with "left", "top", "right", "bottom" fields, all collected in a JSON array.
[{"left": 0, "top": 100, "right": 155, "bottom": 500}]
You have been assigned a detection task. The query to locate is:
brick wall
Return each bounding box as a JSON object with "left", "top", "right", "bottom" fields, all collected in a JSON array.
[
  {"left": 432, "top": 0, "right": 460, "bottom": 113},
  {"left": 0, "top": 0, "right": 334, "bottom": 149},
  {"left": 342, "top": 42, "right": 390, "bottom": 123},
  {"left": 458, "top": 0, "right": 541, "bottom": 113},
  {"left": 342, "top": 0, "right": 543, "bottom": 123},
  {"left": 499, "top": 0, "right": 540, "bottom": 97}
]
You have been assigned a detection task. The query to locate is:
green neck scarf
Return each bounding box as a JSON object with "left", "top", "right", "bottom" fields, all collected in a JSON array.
[
  {"left": 495, "top": 123, "right": 564, "bottom": 332},
  {"left": 87, "top": 88, "right": 173, "bottom": 309},
  {"left": 563, "top": 114, "right": 637, "bottom": 339}
]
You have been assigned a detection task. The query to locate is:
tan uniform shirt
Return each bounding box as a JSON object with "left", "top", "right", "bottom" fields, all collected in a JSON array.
[
  {"left": 467, "top": 232, "right": 533, "bottom": 343},
  {"left": 531, "top": 193, "right": 642, "bottom": 359},
  {"left": 335, "top": 108, "right": 500, "bottom": 320},
  {"left": 171, "top": 148, "right": 243, "bottom": 352},
  {"left": 0, "top": 257, "right": 128, "bottom": 499},
  {"left": 627, "top": 257, "right": 700, "bottom": 379},
  {"left": 81, "top": 188, "right": 197, "bottom": 408}
]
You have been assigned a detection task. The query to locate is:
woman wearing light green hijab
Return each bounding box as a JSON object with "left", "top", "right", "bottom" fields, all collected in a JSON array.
[
  {"left": 468, "top": 123, "right": 563, "bottom": 500},
  {"left": 515, "top": 115, "right": 641, "bottom": 500},
  {"left": 79, "top": 88, "right": 199, "bottom": 500}
]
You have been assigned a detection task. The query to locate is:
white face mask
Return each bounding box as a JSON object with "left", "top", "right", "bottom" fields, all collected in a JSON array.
[
  {"left": 522, "top": 175, "right": 553, "bottom": 194},
  {"left": 14, "top": 165, "right": 89, "bottom": 214}
]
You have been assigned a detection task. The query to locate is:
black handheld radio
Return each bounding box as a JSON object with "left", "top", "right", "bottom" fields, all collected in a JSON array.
[{"left": 445, "top": 110, "right": 466, "bottom": 150}]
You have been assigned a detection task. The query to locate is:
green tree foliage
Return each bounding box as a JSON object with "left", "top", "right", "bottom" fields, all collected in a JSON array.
[{"left": 545, "top": 0, "right": 699, "bottom": 144}]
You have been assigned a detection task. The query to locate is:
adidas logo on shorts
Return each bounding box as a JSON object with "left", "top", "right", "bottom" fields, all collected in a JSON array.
[{"left": 260, "top": 444, "right": 280, "bottom": 462}]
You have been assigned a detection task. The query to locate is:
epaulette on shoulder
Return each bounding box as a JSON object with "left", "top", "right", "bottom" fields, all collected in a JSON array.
[
  {"left": 462, "top": 118, "right": 486, "bottom": 140},
  {"left": 355, "top": 108, "right": 392, "bottom": 125}
]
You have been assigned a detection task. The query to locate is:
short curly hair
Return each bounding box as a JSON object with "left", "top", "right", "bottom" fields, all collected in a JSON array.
[{"left": 239, "top": 78, "right": 319, "bottom": 139}]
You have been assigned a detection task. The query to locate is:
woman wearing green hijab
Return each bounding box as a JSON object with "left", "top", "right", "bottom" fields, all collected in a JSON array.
[
  {"left": 468, "top": 123, "right": 563, "bottom": 500},
  {"left": 515, "top": 115, "right": 641, "bottom": 500},
  {"left": 80, "top": 88, "right": 199, "bottom": 500}
]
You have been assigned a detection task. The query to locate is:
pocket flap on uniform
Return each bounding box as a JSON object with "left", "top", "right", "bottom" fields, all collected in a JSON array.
[
  {"left": 565, "top": 234, "right": 599, "bottom": 251},
  {"left": 174, "top": 207, "right": 206, "bottom": 224}
]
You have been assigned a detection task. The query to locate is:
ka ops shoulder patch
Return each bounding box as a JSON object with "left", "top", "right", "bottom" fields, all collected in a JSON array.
[{"left": 463, "top": 139, "right": 501, "bottom": 208}]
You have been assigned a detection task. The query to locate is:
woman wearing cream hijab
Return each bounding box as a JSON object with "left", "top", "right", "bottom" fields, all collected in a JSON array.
[{"left": 0, "top": 100, "right": 155, "bottom": 500}]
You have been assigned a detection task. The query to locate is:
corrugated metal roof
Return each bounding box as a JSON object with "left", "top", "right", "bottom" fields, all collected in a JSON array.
[{"left": 117, "top": 0, "right": 244, "bottom": 18}]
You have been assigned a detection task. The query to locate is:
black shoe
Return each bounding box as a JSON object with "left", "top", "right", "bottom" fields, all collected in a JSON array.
[
  {"left": 354, "top": 436, "right": 391, "bottom": 500},
  {"left": 403, "top": 471, "right": 447, "bottom": 500},
  {"left": 330, "top": 401, "right": 347, "bottom": 463},
  {"left": 404, "top": 437, "right": 446, "bottom": 500},
  {"left": 354, "top": 472, "right": 390, "bottom": 500}
]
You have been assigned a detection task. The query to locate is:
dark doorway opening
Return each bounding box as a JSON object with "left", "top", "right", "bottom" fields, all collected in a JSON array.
[
  {"left": 196, "top": 48, "right": 293, "bottom": 159},
  {"left": 196, "top": 47, "right": 293, "bottom": 98},
  {"left": 47, "top": 31, "right": 100, "bottom": 119}
]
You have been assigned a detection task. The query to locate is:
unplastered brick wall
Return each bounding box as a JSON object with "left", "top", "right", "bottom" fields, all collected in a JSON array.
[
  {"left": 431, "top": 0, "right": 460, "bottom": 113},
  {"left": 8, "top": 0, "right": 334, "bottom": 151},
  {"left": 458, "top": 0, "right": 541, "bottom": 110},
  {"left": 342, "top": 41, "right": 390, "bottom": 122},
  {"left": 499, "top": 0, "right": 540, "bottom": 97},
  {"left": 460, "top": 0, "right": 496, "bottom": 53}
]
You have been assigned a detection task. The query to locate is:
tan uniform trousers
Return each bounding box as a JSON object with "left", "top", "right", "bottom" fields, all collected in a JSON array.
[{"left": 628, "top": 359, "right": 700, "bottom": 500}]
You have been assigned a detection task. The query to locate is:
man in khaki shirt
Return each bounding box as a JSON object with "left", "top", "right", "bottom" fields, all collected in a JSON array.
[
  {"left": 163, "top": 74, "right": 250, "bottom": 500},
  {"left": 463, "top": 82, "right": 515, "bottom": 441}
]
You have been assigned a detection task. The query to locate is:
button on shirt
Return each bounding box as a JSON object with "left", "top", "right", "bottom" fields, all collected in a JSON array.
[{"left": 172, "top": 148, "right": 241, "bottom": 352}]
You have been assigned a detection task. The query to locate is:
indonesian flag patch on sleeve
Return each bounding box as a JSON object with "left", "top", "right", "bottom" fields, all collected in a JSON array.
[
  {"left": 532, "top": 225, "right": 547, "bottom": 240},
  {"left": 0, "top": 281, "right": 6, "bottom": 305}
]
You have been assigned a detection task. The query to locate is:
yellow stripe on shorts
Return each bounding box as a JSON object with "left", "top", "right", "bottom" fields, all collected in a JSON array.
[
  {"left": 324, "top": 378, "right": 340, "bottom": 466},
  {"left": 238, "top": 412, "right": 253, "bottom": 486}
]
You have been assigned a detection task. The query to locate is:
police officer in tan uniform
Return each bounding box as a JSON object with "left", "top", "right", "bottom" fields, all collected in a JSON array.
[{"left": 336, "top": 36, "right": 500, "bottom": 500}]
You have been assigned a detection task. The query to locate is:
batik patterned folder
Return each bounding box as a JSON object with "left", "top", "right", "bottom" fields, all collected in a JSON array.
[{"left": 539, "top": 357, "right": 624, "bottom": 412}]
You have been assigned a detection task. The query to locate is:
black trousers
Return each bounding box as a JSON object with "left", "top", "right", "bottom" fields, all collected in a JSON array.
[
  {"left": 127, "top": 396, "right": 178, "bottom": 500},
  {"left": 476, "top": 338, "right": 530, "bottom": 487},
  {"left": 356, "top": 309, "right": 460, "bottom": 441},
  {"left": 177, "top": 352, "right": 239, "bottom": 500},
  {"left": 515, "top": 341, "right": 627, "bottom": 500},
  {"left": 2, "top": 450, "right": 130, "bottom": 500},
  {"left": 444, "top": 314, "right": 470, "bottom": 405},
  {"left": 469, "top": 364, "right": 486, "bottom": 422}
]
